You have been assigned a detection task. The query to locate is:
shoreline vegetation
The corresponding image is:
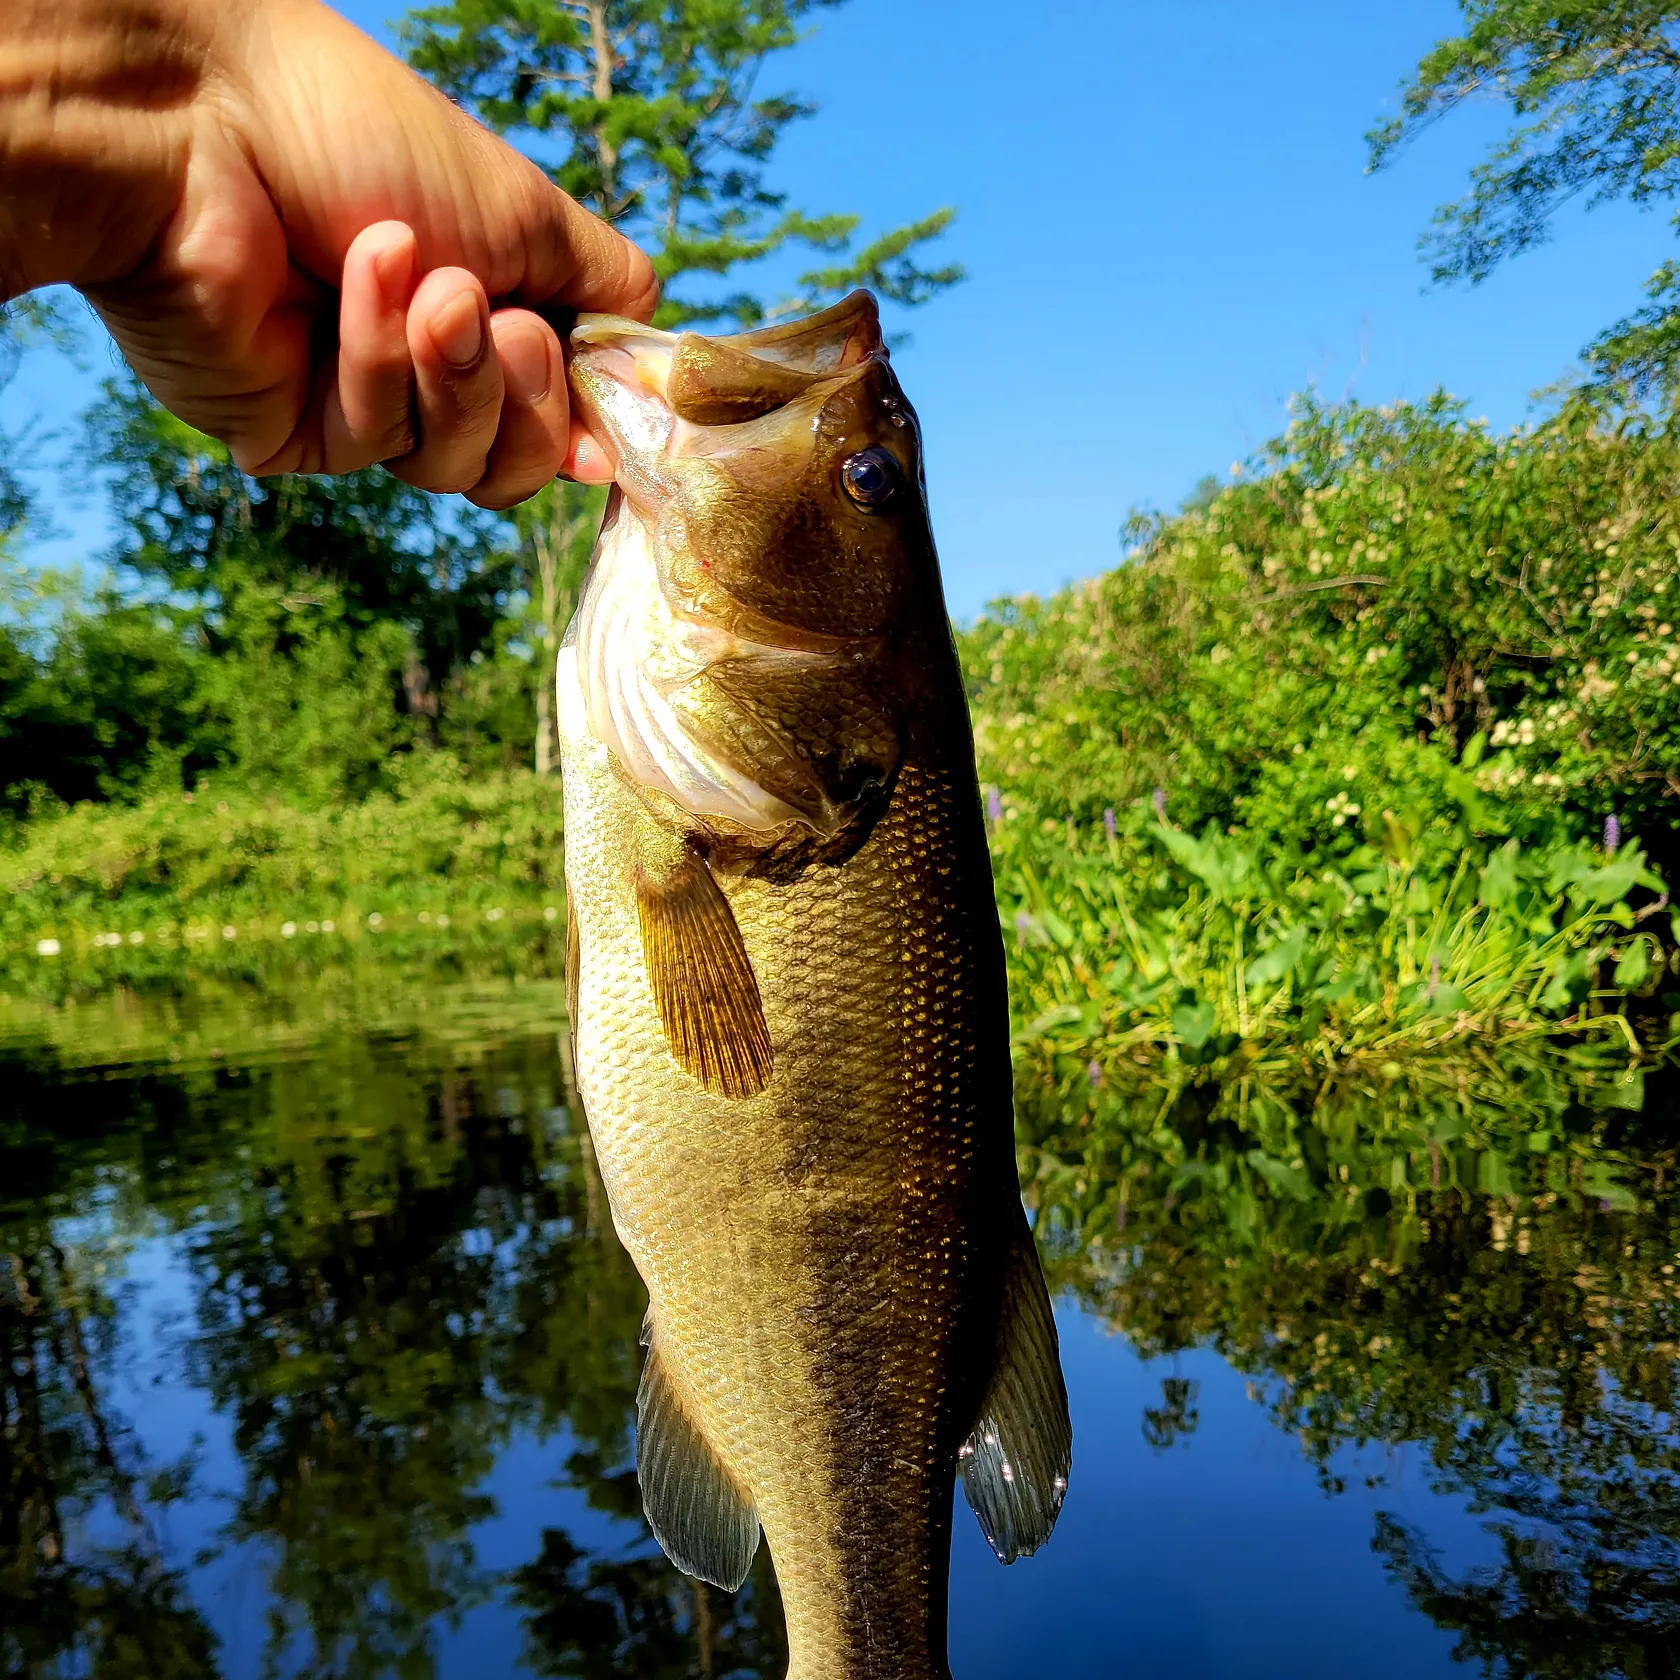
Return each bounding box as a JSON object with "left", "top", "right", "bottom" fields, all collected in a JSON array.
[
  {"left": 9, "top": 0, "right": 1680, "bottom": 1114},
  {"left": 8, "top": 395, "right": 1680, "bottom": 1099}
]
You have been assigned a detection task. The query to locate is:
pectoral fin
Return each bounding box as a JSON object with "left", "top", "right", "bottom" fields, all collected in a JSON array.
[
  {"left": 635, "top": 847, "right": 773, "bottom": 1099},
  {"left": 638, "top": 1313, "right": 762, "bottom": 1589},
  {"left": 959, "top": 1208, "right": 1072, "bottom": 1563}
]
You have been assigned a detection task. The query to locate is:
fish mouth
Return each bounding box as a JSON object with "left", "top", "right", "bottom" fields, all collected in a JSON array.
[{"left": 567, "top": 290, "right": 885, "bottom": 496}]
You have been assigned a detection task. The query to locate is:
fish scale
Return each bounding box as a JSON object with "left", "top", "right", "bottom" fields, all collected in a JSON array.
[{"left": 558, "top": 290, "right": 1070, "bottom": 1680}]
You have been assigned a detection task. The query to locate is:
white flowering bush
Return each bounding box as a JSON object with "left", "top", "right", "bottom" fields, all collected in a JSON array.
[{"left": 963, "top": 391, "right": 1680, "bottom": 883}]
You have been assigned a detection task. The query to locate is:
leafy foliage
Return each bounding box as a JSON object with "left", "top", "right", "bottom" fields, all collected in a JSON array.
[
  {"left": 0, "top": 378, "right": 543, "bottom": 811},
  {"left": 399, "top": 0, "right": 961, "bottom": 326},
  {"left": 997, "top": 813, "right": 1671, "bottom": 1095},
  {"left": 0, "top": 750, "right": 567, "bottom": 998},
  {"left": 89, "top": 373, "right": 517, "bottom": 700},
  {"left": 1368, "top": 1, "right": 1680, "bottom": 399},
  {"left": 965, "top": 392, "right": 1680, "bottom": 872},
  {"left": 964, "top": 391, "right": 1680, "bottom": 1074}
]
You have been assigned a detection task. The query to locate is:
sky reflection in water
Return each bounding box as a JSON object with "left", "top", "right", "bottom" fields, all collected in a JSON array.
[{"left": 1, "top": 976, "right": 1675, "bottom": 1678}]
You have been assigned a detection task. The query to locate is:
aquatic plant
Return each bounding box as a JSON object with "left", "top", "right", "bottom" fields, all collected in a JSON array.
[{"left": 995, "top": 811, "right": 1672, "bottom": 1085}]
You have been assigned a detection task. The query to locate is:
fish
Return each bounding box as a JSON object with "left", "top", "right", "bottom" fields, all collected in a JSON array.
[{"left": 557, "top": 289, "right": 1071, "bottom": 1680}]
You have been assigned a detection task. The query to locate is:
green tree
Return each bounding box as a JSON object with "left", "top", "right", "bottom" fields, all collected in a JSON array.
[
  {"left": 514, "top": 482, "right": 604, "bottom": 776},
  {"left": 0, "top": 294, "right": 70, "bottom": 556},
  {"left": 1369, "top": 2, "right": 1680, "bottom": 400},
  {"left": 400, "top": 0, "right": 962, "bottom": 331},
  {"left": 72, "top": 376, "right": 533, "bottom": 800},
  {"left": 90, "top": 376, "right": 515, "bottom": 689}
]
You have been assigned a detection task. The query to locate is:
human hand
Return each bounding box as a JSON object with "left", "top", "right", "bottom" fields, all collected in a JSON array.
[{"left": 0, "top": 0, "right": 651, "bottom": 503}]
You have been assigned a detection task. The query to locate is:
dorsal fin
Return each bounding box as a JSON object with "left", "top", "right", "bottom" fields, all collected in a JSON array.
[
  {"left": 638, "top": 1312, "right": 761, "bottom": 1589},
  {"left": 959, "top": 1208, "right": 1072, "bottom": 1562},
  {"left": 635, "top": 847, "right": 774, "bottom": 1099}
]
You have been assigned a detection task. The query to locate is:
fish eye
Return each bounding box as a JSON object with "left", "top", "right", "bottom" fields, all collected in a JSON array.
[{"left": 840, "top": 448, "right": 900, "bottom": 511}]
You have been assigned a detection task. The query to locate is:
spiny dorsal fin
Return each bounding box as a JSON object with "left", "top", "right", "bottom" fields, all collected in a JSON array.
[
  {"left": 635, "top": 848, "right": 773, "bottom": 1099},
  {"left": 959, "top": 1208, "right": 1072, "bottom": 1563},
  {"left": 638, "top": 1312, "right": 761, "bottom": 1589}
]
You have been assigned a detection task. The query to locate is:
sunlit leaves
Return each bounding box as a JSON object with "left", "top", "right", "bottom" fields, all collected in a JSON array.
[
  {"left": 1368, "top": 1, "right": 1680, "bottom": 399},
  {"left": 399, "top": 0, "right": 961, "bottom": 327}
]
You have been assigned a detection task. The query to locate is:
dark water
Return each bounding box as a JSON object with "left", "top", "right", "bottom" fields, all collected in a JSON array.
[{"left": 2, "top": 974, "right": 1677, "bottom": 1679}]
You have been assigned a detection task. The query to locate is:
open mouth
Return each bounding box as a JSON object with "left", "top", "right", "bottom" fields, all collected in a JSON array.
[{"left": 566, "top": 291, "right": 885, "bottom": 491}]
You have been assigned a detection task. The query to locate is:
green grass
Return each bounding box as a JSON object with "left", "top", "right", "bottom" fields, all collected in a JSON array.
[{"left": 0, "top": 751, "right": 566, "bottom": 995}]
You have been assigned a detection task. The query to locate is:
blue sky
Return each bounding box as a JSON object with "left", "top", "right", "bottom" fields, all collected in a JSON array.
[{"left": 6, "top": 0, "right": 1675, "bottom": 617}]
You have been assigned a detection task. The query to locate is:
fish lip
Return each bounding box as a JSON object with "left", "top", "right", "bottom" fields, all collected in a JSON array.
[
  {"left": 571, "top": 289, "right": 880, "bottom": 365},
  {"left": 566, "top": 291, "right": 886, "bottom": 458},
  {"left": 571, "top": 314, "right": 677, "bottom": 351}
]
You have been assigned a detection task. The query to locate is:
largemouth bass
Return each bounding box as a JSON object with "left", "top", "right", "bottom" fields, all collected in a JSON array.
[{"left": 557, "top": 290, "right": 1070, "bottom": 1680}]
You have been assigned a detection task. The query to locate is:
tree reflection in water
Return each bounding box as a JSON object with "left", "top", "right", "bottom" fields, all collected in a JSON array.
[
  {"left": 1020, "top": 1059, "right": 1680, "bottom": 1679},
  {"left": 0, "top": 992, "right": 787, "bottom": 1679},
  {"left": 0, "top": 977, "right": 1677, "bottom": 1677},
  {"left": 0, "top": 1235, "right": 216, "bottom": 1678}
]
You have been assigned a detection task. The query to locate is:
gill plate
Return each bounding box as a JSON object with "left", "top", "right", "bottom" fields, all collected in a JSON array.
[{"left": 568, "top": 500, "right": 803, "bottom": 833}]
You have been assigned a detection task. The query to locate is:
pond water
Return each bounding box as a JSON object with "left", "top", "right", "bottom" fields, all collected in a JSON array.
[{"left": 2, "top": 971, "right": 1677, "bottom": 1679}]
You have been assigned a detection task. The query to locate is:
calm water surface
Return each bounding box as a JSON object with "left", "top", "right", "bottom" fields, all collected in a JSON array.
[{"left": 2, "top": 971, "right": 1676, "bottom": 1678}]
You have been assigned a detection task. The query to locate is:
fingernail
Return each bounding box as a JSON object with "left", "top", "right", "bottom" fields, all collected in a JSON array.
[
  {"left": 499, "top": 325, "right": 552, "bottom": 405},
  {"left": 371, "top": 231, "right": 414, "bottom": 311},
  {"left": 430, "top": 290, "right": 485, "bottom": 370},
  {"left": 569, "top": 433, "right": 615, "bottom": 483}
]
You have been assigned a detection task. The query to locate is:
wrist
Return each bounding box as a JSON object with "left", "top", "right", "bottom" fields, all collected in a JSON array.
[{"left": 0, "top": 0, "right": 216, "bottom": 299}]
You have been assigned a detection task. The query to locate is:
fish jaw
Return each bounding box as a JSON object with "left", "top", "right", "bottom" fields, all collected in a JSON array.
[{"left": 564, "top": 293, "right": 931, "bottom": 852}]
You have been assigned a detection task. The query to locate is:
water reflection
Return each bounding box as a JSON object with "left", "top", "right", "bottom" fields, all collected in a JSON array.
[
  {"left": 0, "top": 985, "right": 777, "bottom": 1679},
  {"left": 1018, "top": 1063, "right": 1680, "bottom": 1677},
  {"left": 1, "top": 978, "right": 1677, "bottom": 1677}
]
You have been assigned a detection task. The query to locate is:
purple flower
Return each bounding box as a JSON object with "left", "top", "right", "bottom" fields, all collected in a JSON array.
[
  {"left": 1103, "top": 807, "right": 1118, "bottom": 841},
  {"left": 1087, "top": 1060, "right": 1103, "bottom": 1088},
  {"left": 986, "top": 786, "right": 1003, "bottom": 825},
  {"left": 1605, "top": 813, "right": 1621, "bottom": 855},
  {"left": 1014, "top": 909, "right": 1032, "bottom": 945},
  {"left": 1152, "top": 787, "right": 1167, "bottom": 821}
]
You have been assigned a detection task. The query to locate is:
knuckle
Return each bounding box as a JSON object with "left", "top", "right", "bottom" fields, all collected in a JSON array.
[
  {"left": 396, "top": 452, "right": 490, "bottom": 497},
  {"left": 467, "top": 478, "right": 533, "bottom": 511},
  {"left": 380, "top": 422, "right": 419, "bottom": 463}
]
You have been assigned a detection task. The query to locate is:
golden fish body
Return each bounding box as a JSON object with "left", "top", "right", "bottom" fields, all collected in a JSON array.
[{"left": 558, "top": 292, "right": 1069, "bottom": 1680}]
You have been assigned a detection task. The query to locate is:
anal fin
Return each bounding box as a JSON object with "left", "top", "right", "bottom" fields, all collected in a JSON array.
[
  {"left": 635, "top": 847, "right": 773, "bottom": 1099},
  {"left": 637, "top": 1312, "right": 761, "bottom": 1589},
  {"left": 959, "top": 1206, "right": 1072, "bottom": 1563}
]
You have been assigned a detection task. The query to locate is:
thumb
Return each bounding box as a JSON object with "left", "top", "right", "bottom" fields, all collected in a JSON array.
[{"left": 510, "top": 166, "right": 660, "bottom": 324}]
